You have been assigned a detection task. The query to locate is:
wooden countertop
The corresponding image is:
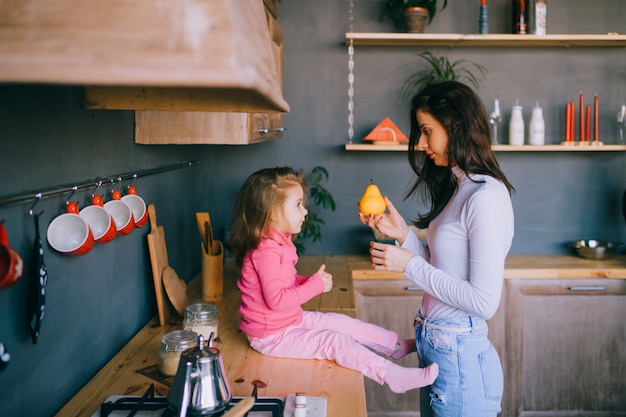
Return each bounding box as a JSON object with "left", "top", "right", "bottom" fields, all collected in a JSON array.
[
  {"left": 350, "top": 254, "right": 626, "bottom": 280},
  {"left": 55, "top": 255, "right": 365, "bottom": 417},
  {"left": 56, "top": 253, "right": 626, "bottom": 417}
]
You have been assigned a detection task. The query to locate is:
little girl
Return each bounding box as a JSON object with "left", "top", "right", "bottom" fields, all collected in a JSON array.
[{"left": 227, "top": 166, "right": 438, "bottom": 394}]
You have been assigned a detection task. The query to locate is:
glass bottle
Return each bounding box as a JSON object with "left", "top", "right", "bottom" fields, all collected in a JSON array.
[
  {"left": 529, "top": 100, "right": 545, "bottom": 145},
  {"left": 158, "top": 330, "right": 198, "bottom": 377},
  {"left": 513, "top": 0, "right": 529, "bottom": 34},
  {"left": 184, "top": 302, "right": 219, "bottom": 341},
  {"left": 509, "top": 100, "right": 525, "bottom": 146}
]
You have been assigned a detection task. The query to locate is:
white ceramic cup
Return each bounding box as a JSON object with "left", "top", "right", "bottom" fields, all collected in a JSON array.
[
  {"left": 47, "top": 202, "right": 94, "bottom": 256},
  {"left": 104, "top": 191, "right": 134, "bottom": 235},
  {"left": 121, "top": 186, "right": 147, "bottom": 228},
  {"left": 80, "top": 205, "right": 116, "bottom": 243}
]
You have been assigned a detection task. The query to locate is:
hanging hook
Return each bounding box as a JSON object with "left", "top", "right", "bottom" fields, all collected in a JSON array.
[
  {"left": 111, "top": 177, "right": 123, "bottom": 193},
  {"left": 126, "top": 173, "right": 138, "bottom": 190},
  {"left": 65, "top": 186, "right": 78, "bottom": 205},
  {"left": 91, "top": 180, "right": 104, "bottom": 198},
  {"left": 28, "top": 193, "right": 43, "bottom": 216}
]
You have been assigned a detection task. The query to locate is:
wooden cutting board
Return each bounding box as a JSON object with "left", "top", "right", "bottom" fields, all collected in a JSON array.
[
  {"left": 146, "top": 204, "right": 173, "bottom": 325},
  {"left": 162, "top": 265, "right": 188, "bottom": 317}
]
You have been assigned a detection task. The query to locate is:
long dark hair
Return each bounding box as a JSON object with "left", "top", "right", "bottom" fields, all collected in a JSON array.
[
  {"left": 228, "top": 167, "right": 306, "bottom": 268},
  {"left": 406, "top": 81, "right": 514, "bottom": 229}
]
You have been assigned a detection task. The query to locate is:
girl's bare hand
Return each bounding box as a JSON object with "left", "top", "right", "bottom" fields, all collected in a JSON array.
[
  {"left": 369, "top": 241, "right": 415, "bottom": 273},
  {"left": 317, "top": 264, "right": 333, "bottom": 293}
]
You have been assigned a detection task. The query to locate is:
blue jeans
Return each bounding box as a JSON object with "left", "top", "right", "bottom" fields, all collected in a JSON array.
[{"left": 415, "top": 313, "right": 503, "bottom": 417}]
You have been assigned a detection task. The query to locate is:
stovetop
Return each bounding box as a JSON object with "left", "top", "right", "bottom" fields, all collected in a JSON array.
[{"left": 93, "top": 392, "right": 327, "bottom": 417}]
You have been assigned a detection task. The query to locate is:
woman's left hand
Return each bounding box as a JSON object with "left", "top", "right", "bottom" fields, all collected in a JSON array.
[{"left": 369, "top": 241, "right": 415, "bottom": 273}]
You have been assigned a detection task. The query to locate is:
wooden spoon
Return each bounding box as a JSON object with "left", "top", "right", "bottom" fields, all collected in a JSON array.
[
  {"left": 195, "top": 212, "right": 211, "bottom": 253},
  {"left": 222, "top": 397, "right": 254, "bottom": 417},
  {"left": 205, "top": 221, "right": 214, "bottom": 256},
  {"left": 162, "top": 266, "right": 189, "bottom": 317}
]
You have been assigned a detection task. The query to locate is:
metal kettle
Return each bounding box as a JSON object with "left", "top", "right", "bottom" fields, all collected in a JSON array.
[{"left": 167, "top": 332, "right": 231, "bottom": 417}]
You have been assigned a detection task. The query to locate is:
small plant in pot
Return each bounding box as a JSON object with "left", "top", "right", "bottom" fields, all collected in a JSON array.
[
  {"left": 400, "top": 50, "right": 487, "bottom": 102},
  {"left": 382, "top": 0, "right": 448, "bottom": 33},
  {"left": 295, "top": 166, "right": 336, "bottom": 255}
]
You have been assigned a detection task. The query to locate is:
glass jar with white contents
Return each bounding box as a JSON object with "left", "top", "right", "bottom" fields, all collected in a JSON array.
[
  {"left": 183, "top": 302, "right": 219, "bottom": 341},
  {"left": 158, "top": 330, "right": 198, "bottom": 377}
]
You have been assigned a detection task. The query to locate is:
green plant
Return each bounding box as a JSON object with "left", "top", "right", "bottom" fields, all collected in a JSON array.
[
  {"left": 295, "top": 166, "right": 336, "bottom": 255},
  {"left": 382, "top": 0, "right": 448, "bottom": 27},
  {"left": 400, "top": 50, "right": 487, "bottom": 101}
]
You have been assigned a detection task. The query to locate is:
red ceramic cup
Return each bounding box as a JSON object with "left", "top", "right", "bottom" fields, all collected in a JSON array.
[
  {"left": 104, "top": 191, "right": 134, "bottom": 235},
  {"left": 79, "top": 196, "right": 117, "bottom": 244},
  {"left": 0, "top": 223, "right": 24, "bottom": 289},
  {"left": 47, "top": 202, "right": 95, "bottom": 256},
  {"left": 122, "top": 186, "right": 148, "bottom": 228}
]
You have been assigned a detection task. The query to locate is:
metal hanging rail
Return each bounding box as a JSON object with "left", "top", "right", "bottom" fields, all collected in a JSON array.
[{"left": 0, "top": 160, "right": 199, "bottom": 209}]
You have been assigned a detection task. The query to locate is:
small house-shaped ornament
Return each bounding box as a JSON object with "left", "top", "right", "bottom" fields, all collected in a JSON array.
[{"left": 363, "top": 117, "right": 409, "bottom": 145}]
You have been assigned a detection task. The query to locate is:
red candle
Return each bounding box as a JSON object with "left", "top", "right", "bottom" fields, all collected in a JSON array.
[
  {"left": 566, "top": 102, "right": 572, "bottom": 141},
  {"left": 571, "top": 101, "right": 576, "bottom": 141},
  {"left": 565, "top": 102, "right": 569, "bottom": 141},
  {"left": 586, "top": 106, "right": 591, "bottom": 141},
  {"left": 579, "top": 92, "right": 585, "bottom": 142},
  {"left": 594, "top": 94, "right": 599, "bottom": 141}
]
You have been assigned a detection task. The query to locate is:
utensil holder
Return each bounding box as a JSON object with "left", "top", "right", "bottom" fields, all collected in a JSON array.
[{"left": 202, "top": 241, "right": 223, "bottom": 303}]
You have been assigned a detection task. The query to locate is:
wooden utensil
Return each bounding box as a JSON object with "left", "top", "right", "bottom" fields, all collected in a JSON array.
[
  {"left": 162, "top": 265, "right": 189, "bottom": 317},
  {"left": 146, "top": 204, "right": 172, "bottom": 325},
  {"left": 205, "top": 221, "right": 214, "bottom": 256},
  {"left": 222, "top": 397, "right": 254, "bottom": 417},
  {"left": 196, "top": 212, "right": 211, "bottom": 254}
]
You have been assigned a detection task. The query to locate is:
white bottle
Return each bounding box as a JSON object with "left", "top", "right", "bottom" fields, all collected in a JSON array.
[
  {"left": 509, "top": 99, "right": 525, "bottom": 146},
  {"left": 529, "top": 100, "right": 545, "bottom": 145}
]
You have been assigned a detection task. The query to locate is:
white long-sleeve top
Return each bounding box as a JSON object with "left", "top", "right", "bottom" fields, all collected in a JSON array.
[{"left": 402, "top": 165, "right": 514, "bottom": 320}]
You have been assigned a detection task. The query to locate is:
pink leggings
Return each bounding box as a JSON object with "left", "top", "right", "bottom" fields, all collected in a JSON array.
[{"left": 248, "top": 311, "right": 398, "bottom": 384}]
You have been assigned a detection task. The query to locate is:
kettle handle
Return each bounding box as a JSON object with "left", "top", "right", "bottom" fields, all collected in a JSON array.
[{"left": 178, "top": 361, "right": 192, "bottom": 417}]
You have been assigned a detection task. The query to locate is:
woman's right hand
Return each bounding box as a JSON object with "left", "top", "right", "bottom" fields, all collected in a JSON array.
[{"left": 359, "top": 197, "right": 410, "bottom": 245}]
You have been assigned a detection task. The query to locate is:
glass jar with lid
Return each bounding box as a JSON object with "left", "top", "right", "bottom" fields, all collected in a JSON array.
[
  {"left": 184, "top": 302, "right": 219, "bottom": 341},
  {"left": 157, "top": 330, "right": 198, "bottom": 377}
]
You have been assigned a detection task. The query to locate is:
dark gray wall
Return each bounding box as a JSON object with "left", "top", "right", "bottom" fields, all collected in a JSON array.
[{"left": 0, "top": 1, "right": 625, "bottom": 416}]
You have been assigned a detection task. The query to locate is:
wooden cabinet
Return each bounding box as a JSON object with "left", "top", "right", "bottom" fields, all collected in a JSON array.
[
  {"left": 353, "top": 279, "right": 423, "bottom": 415},
  {"left": 352, "top": 275, "right": 626, "bottom": 417},
  {"left": 135, "top": 5, "right": 285, "bottom": 145},
  {"left": 352, "top": 279, "right": 506, "bottom": 416},
  {"left": 0, "top": 0, "right": 288, "bottom": 112},
  {"left": 504, "top": 278, "right": 626, "bottom": 417}
]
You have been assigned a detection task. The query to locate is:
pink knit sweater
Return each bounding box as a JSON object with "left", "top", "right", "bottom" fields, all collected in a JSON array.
[{"left": 237, "top": 228, "right": 325, "bottom": 338}]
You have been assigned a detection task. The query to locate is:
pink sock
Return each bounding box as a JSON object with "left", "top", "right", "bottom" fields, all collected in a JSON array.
[
  {"left": 391, "top": 338, "right": 417, "bottom": 360},
  {"left": 384, "top": 362, "right": 439, "bottom": 394}
]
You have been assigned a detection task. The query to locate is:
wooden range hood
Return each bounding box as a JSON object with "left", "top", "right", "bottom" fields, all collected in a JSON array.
[{"left": 0, "top": 0, "right": 289, "bottom": 113}]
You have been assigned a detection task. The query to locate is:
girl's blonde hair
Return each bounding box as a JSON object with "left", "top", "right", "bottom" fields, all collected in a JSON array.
[{"left": 228, "top": 167, "right": 306, "bottom": 268}]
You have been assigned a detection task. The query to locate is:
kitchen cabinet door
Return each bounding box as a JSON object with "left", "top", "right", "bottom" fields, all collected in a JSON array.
[
  {"left": 354, "top": 279, "right": 423, "bottom": 416},
  {"left": 353, "top": 279, "right": 506, "bottom": 417},
  {"left": 503, "top": 279, "right": 626, "bottom": 417}
]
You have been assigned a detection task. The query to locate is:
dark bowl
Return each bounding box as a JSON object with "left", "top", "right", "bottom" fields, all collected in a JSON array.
[{"left": 567, "top": 240, "right": 623, "bottom": 260}]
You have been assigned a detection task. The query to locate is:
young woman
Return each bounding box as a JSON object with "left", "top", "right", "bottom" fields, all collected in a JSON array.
[
  {"left": 361, "top": 81, "right": 514, "bottom": 416},
  {"left": 228, "top": 166, "right": 438, "bottom": 394}
]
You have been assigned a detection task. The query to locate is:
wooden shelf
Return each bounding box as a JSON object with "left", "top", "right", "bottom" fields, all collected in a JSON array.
[
  {"left": 345, "top": 143, "right": 626, "bottom": 152},
  {"left": 345, "top": 33, "right": 626, "bottom": 47}
]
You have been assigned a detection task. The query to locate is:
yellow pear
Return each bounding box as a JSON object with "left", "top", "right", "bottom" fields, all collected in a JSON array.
[{"left": 358, "top": 181, "right": 387, "bottom": 216}]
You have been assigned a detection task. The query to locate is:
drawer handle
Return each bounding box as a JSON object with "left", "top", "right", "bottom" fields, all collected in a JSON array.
[
  {"left": 258, "top": 127, "right": 285, "bottom": 134},
  {"left": 405, "top": 286, "right": 421, "bottom": 291},
  {"left": 568, "top": 286, "right": 605, "bottom": 291}
]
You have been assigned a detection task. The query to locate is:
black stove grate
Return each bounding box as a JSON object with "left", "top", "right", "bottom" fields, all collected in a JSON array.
[{"left": 99, "top": 395, "right": 284, "bottom": 417}]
